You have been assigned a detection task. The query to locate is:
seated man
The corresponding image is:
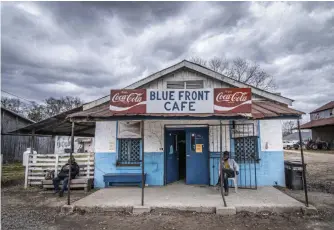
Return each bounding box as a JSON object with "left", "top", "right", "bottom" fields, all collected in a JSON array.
[
  {"left": 217, "top": 151, "right": 239, "bottom": 196},
  {"left": 53, "top": 156, "right": 79, "bottom": 197}
]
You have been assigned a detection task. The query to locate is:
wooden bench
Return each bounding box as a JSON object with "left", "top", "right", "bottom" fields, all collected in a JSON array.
[
  {"left": 25, "top": 153, "right": 94, "bottom": 192},
  {"left": 103, "top": 173, "right": 146, "bottom": 187},
  {"left": 42, "top": 178, "right": 93, "bottom": 192}
]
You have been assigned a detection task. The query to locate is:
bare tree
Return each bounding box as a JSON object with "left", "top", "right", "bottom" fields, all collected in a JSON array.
[
  {"left": 282, "top": 121, "right": 296, "bottom": 136},
  {"left": 1, "top": 97, "right": 28, "bottom": 115},
  {"left": 190, "top": 56, "right": 276, "bottom": 91}
]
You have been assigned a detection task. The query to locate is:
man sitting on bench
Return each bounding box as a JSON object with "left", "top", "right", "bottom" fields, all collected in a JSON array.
[{"left": 53, "top": 156, "right": 79, "bottom": 197}]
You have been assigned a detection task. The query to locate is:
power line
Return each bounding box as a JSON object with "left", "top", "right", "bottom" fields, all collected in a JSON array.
[{"left": 1, "top": 90, "right": 36, "bottom": 104}]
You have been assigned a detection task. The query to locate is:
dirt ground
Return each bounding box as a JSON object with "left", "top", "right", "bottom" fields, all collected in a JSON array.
[
  {"left": 284, "top": 150, "right": 334, "bottom": 193},
  {"left": 1, "top": 151, "right": 334, "bottom": 230}
]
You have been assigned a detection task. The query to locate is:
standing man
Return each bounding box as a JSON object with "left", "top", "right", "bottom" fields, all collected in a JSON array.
[
  {"left": 217, "top": 151, "right": 239, "bottom": 196},
  {"left": 53, "top": 156, "right": 79, "bottom": 197}
]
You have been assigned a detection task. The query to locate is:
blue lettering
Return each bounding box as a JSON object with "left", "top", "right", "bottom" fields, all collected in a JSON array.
[
  {"left": 204, "top": 91, "right": 210, "bottom": 100},
  {"left": 179, "top": 91, "right": 184, "bottom": 100},
  {"left": 150, "top": 91, "right": 156, "bottom": 100},
  {"left": 185, "top": 91, "right": 191, "bottom": 100},
  {"left": 162, "top": 91, "right": 168, "bottom": 100},
  {"left": 181, "top": 101, "right": 187, "bottom": 111},
  {"left": 170, "top": 91, "right": 175, "bottom": 100},
  {"left": 189, "top": 102, "right": 195, "bottom": 111},
  {"left": 191, "top": 91, "right": 197, "bottom": 100},
  {"left": 172, "top": 102, "right": 180, "bottom": 111},
  {"left": 198, "top": 91, "right": 203, "bottom": 100},
  {"left": 164, "top": 102, "right": 171, "bottom": 111}
]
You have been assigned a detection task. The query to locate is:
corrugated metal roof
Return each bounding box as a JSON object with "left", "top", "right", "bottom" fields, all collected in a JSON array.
[
  {"left": 311, "top": 101, "right": 334, "bottom": 113},
  {"left": 300, "top": 117, "right": 334, "bottom": 129},
  {"left": 1, "top": 106, "right": 35, "bottom": 123},
  {"left": 68, "top": 100, "right": 304, "bottom": 121},
  {"left": 9, "top": 105, "right": 95, "bottom": 137}
]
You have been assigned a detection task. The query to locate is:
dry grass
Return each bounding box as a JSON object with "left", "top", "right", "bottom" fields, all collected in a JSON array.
[{"left": 1, "top": 163, "right": 25, "bottom": 186}]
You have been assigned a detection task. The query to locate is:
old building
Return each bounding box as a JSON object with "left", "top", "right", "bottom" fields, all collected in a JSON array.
[
  {"left": 66, "top": 60, "right": 303, "bottom": 188},
  {"left": 300, "top": 101, "right": 334, "bottom": 148},
  {"left": 1, "top": 107, "right": 54, "bottom": 162},
  {"left": 13, "top": 61, "right": 304, "bottom": 189}
]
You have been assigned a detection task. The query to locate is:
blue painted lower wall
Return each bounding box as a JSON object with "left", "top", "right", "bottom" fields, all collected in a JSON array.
[
  {"left": 209, "top": 151, "right": 285, "bottom": 186},
  {"left": 94, "top": 151, "right": 285, "bottom": 188},
  {"left": 94, "top": 152, "right": 164, "bottom": 188}
]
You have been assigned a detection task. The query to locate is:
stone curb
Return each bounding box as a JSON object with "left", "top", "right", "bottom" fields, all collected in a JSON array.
[{"left": 216, "top": 206, "right": 236, "bottom": 216}]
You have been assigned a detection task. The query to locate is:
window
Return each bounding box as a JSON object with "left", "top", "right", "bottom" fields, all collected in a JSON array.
[
  {"left": 166, "top": 80, "right": 204, "bottom": 89},
  {"left": 117, "top": 139, "right": 141, "bottom": 166},
  {"left": 233, "top": 136, "right": 259, "bottom": 162}
]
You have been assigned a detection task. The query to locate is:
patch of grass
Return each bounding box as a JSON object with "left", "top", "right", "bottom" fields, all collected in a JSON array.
[{"left": 2, "top": 163, "right": 25, "bottom": 185}]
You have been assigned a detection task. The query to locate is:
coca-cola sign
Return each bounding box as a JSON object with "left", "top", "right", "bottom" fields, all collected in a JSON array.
[
  {"left": 110, "top": 89, "right": 146, "bottom": 114},
  {"left": 214, "top": 88, "right": 251, "bottom": 113}
]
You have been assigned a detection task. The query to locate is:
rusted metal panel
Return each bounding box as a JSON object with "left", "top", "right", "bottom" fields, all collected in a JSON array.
[{"left": 300, "top": 117, "right": 334, "bottom": 129}]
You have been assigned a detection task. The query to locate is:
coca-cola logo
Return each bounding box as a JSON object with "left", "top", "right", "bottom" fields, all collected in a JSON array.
[
  {"left": 216, "top": 92, "right": 248, "bottom": 103},
  {"left": 112, "top": 93, "right": 143, "bottom": 104}
]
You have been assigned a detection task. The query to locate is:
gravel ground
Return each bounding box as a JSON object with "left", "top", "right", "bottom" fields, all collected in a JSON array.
[
  {"left": 2, "top": 185, "right": 334, "bottom": 230},
  {"left": 1, "top": 151, "right": 334, "bottom": 230},
  {"left": 284, "top": 150, "right": 334, "bottom": 193}
]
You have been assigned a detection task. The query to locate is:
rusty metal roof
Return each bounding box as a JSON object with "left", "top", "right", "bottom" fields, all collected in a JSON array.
[
  {"left": 311, "top": 101, "right": 334, "bottom": 114},
  {"left": 68, "top": 100, "right": 304, "bottom": 121},
  {"left": 300, "top": 117, "right": 334, "bottom": 129},
  {"left": 9, "top": 106, "right": 95, "bottom": 137}
]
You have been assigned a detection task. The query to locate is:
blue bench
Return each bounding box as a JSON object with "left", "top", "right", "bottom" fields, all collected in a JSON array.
[{"left": 103, "top": 173, "right": 146, "bottom": 188}]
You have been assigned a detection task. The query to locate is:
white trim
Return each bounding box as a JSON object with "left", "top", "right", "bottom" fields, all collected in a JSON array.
[{"left": 83, "top": 60, "right": 293, "bottom": 110}]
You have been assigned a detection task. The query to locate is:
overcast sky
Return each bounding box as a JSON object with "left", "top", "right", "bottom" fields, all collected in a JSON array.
[{"left": 1, "top": 1, "right": 334, "bottom": 115}]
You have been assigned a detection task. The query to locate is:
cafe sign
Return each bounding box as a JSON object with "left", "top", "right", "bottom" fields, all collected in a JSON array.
[{"left": 110, "top": 88, "right": 251, "bottom": 114}]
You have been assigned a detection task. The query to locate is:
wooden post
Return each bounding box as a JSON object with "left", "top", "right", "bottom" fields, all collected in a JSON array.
[
  {"left": 55, "top": 154, "right": 59, "bottom": 176},
  {"left": 297, "top": 119, "right": 309, "bottom": 207},
  {"left": 141, "top": 120, "right": 145, "bottom": 206},
  {"left": 220, "top": 120, "right": 227, "bottom": 207},
  {"left": 25, "top": 129, "right": 35, "bottom": 189},
  {"left": 67, "top": 122, "right": 75, "bottom": 205}
]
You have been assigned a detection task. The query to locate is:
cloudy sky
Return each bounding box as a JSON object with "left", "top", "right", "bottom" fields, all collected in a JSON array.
[{"left": 1, "top": 1, "right": 334, "bottom": 115}]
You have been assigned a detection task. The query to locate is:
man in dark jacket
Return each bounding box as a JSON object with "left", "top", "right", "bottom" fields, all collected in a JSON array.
[{"left": 53, "top": 156, "right": 79, "bottom": 197}]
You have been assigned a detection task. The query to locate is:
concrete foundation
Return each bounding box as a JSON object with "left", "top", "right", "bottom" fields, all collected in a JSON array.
[
  {"left": 133, "top": 206, "right": 151, "bottom": 214},
  {"left": 73, "top": 183, "right": 305, "bottom": 214},
  {"left": 216, "top": 206, "right": 236, "bottom": 216},
  {"left": 302, "top": 205, "right": 318, "bottom": 215}
]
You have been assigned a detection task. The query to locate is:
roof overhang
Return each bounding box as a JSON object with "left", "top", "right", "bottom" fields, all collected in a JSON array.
[
  {"left": 69, "top": 100, "right": 304, "bottom": 122},
  {"left": 300, "top": 117, "right": 334, "bottom": 129}
]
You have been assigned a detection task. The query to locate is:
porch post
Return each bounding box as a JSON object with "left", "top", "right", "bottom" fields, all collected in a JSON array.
[
  {"left": 297, "top": 119, "right": 309, "bottom": 207},
  {"left": 67, "top": 122, "right": 75, "bottom": 205},
  {"left": 141, "top": 120, "right": 145, "bottom": 206},
  {"left": 220, "top": 120, "right": 227, "bottom": 207}
]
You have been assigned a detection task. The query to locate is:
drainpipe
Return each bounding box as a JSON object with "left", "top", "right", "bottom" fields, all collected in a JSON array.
[{"left": 297, "top": 119, "right": 309, "bottom": 207}]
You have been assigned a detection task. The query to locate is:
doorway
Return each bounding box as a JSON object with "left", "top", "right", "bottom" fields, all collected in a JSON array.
[{"left": 165, "top": 127, "right": 209, "bottom": 185}]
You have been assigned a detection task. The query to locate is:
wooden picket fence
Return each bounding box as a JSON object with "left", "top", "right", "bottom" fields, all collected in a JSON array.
[{"left": 24, "top": 152, "right": 94, "bottom": 188}]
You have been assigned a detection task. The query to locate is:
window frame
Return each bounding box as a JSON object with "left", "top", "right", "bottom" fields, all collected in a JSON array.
[{"left": 116, "top": 138, "right": 141, "bottom": 167}]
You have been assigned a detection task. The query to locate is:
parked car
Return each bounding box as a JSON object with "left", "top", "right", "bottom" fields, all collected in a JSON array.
[{"left": 283, "top": 140, "right": 297, "bottom": 149}]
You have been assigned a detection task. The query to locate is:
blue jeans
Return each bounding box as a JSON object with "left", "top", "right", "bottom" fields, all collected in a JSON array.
[{"left": 53, "top": 176, "right": 69, "bottom": 192}]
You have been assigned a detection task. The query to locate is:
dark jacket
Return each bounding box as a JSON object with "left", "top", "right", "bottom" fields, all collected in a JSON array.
[{"left": 58, "top": 162, "right": 80, "bottom": 179}]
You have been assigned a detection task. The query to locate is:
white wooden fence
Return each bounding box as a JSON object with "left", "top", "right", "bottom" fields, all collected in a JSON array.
[{"left": 24, "top": 152, "right": 94, "bottom": 188}]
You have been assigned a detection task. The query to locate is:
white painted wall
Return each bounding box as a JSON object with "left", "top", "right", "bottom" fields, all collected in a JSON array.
[
  {"left": 144, "top": 120, "right": 230, "bottom": 153},
  {"left": 94, "top": 121, "right": 117, "bottom": 152},
  {"left": 54, "top": 136, "right": 94, "bottom": 154},
  {"left": 260, "top": 120, "right": 283, "bottom": 151}
]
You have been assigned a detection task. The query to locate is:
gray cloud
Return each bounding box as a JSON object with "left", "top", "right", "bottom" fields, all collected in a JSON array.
[{"left": 1, "top": 1, "right": 334, "bottom": 115}]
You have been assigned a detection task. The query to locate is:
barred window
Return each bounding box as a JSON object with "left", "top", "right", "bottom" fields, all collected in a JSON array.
[
  {"left": 117, "top": 139, "right": 141, "bottom": 166},
  {"left": 233, "top": 136, "right": 259, "bottom": 163}
]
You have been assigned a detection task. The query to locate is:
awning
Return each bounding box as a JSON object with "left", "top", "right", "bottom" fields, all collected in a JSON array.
[
  {"left": 9, "top": 106, "right": 95, "bottom": 137},
  {"left": 299, "top": 117, "right": 334, "bottom": 129},
  {"left": 68, "top": 100, "right": 304, "bottom": 121}
]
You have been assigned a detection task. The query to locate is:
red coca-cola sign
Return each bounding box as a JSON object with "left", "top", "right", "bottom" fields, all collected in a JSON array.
[
  {"left": 214, "top": 88, "right": 251, "bottom": 113},
  {"left": 110, "top": 89, "right": 146, "bottom": 114}
]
